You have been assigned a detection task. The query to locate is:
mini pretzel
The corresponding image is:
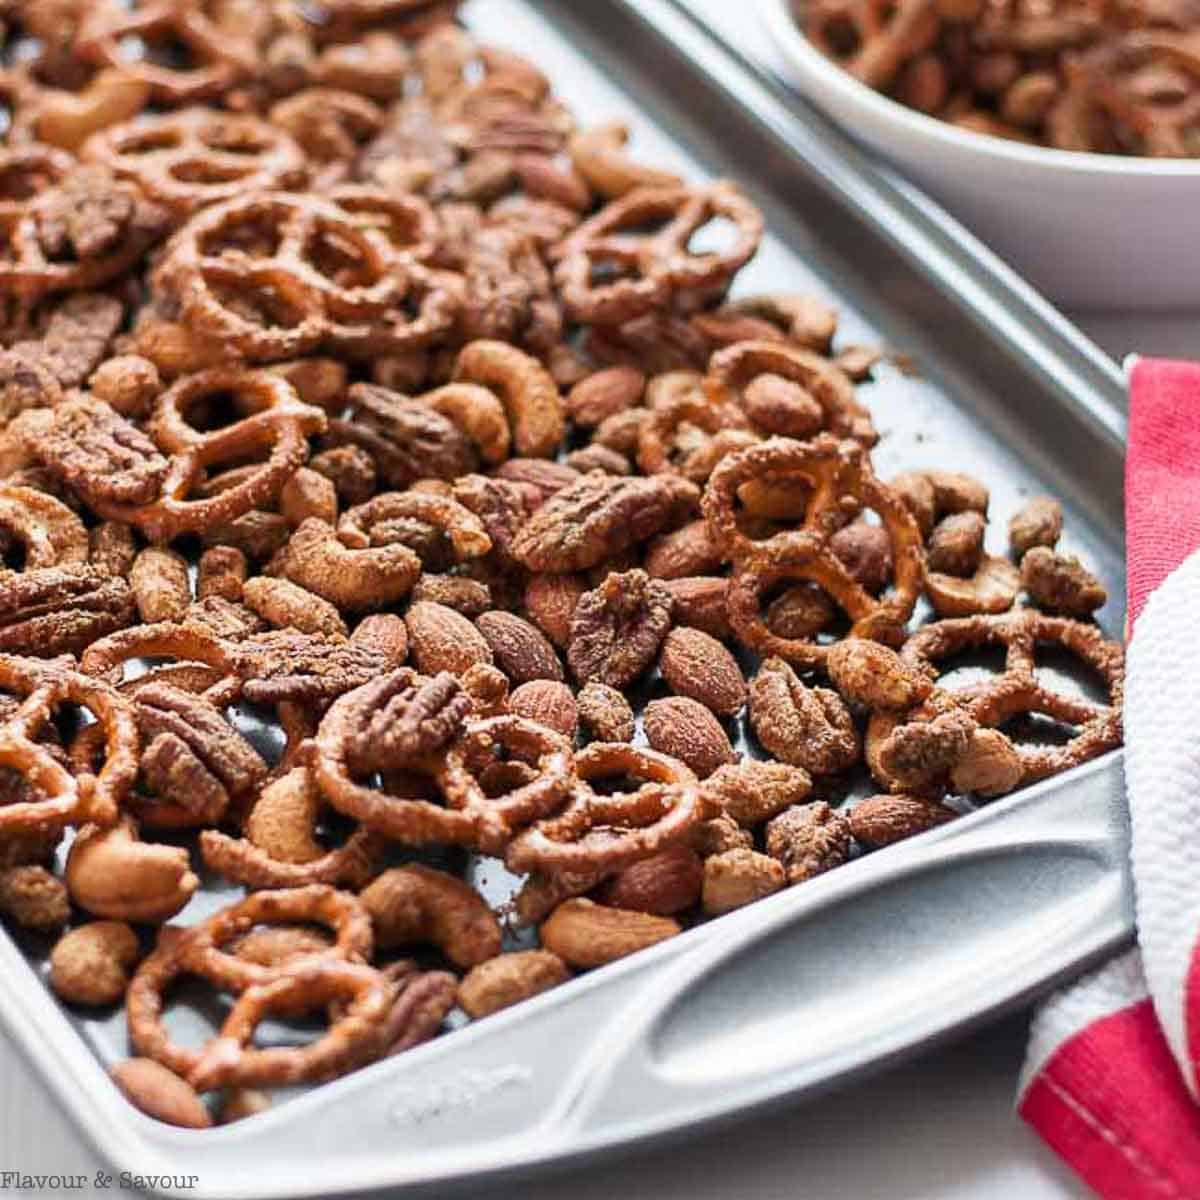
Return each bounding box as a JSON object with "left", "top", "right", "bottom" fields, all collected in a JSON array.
[
  {"left": 897, "top": 610, "right": 1124, "bottom": 783},
  {"left": 704, "top": 340, "right": 877, "bottom": 446},
  {"left": 147, "top": 364, "right": 321, "bottom": 453},
  {"left": 323, "top": 185, "right": 440, "bottom": 265},
  {"left": 159, "top": 191, "right": 456, "bottom": 362},
  {"left": 434, "top": 715, "right": 577, "bottom": 854},
  {"left": 77, "top": 0, "right": 255, "bottom": 105},
  {"left": 174, "top": 884, "right": 375, "bottom": 993},
  {"left": 0, "top": 656, "right": 138, "bottom": 836},
  {"left": 200, "top": 767, "right": 386, "bottom": 891},
  {"left": 128, "top": 934, "right": 391, "bottom": 1090},
  {"left": 101, "top": 368, "right": 326, "bottom": 543},
  {"left": 636, "top": 388, "right": 753, "bottom": 479},
  {"left": 0, "top": 147, "right": 74, "bottom": 223},
  {"left": 703, "top": 436, "right": 924, "bottom": 661},
  {"left": 505, "top": 742, "right": 713, "bottom": 875},
  {"left": 0, "top": 485, "right": 88, "bottom": 570},
  {"left": 83, "top": 109, "right": 308, "bottom": 214},
  {"left": 1070, "top": 38, "right": 1200, "bottom": 158},
  {"left": 554, "top": 181, "right": 764, "bottom": 326},
  {"left": 804, "top": 0, "right": 941, "bottom": 90},
  {"left": 80, "top": 622, "right": 244, "bottom": 707},
  {"left": 188, "top": 962, "right": 393, "bottom": 1090}
]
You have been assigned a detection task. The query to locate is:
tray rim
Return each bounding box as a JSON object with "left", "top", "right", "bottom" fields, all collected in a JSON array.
[
  {"left": 0, "top": 752, "right": 1131, "bottom": 1200},
  {"left": 0, "top": 1, "right": 1131, "bottom": 1194}
]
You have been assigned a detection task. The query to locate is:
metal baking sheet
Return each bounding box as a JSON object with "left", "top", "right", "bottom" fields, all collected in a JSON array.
[{"left": 0, "top": 1, "right": 1131, "bottom": 1196}]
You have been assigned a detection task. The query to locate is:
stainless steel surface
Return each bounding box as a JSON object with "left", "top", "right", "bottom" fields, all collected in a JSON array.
[{"left": 0, "top": 1, "right": 1131, "bottom": 1196}]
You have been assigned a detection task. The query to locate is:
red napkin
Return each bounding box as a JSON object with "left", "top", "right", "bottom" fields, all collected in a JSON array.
[{"left": 1018, "top": 358, "right": 1200, "bottom": 1198}]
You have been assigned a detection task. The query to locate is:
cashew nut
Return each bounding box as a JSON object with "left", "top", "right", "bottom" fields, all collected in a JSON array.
[
  {"left": 66, "top": 817, "right": 199, "bottom": 924},
  {"left": 282, "top": 517, "right": 421, "bottom": 612},
  {"left": 453, "top": 340, "right": 565, "bottom": 460},
  {"left": 41, "top": 71, "right": 150, "bottom": 151},
  {"left": 568, "top": 121, "right": 683, "bottom": 198},
  {"left": 420, "top": 383, "right": 511, "bottom": 465},
  {"left": 701, "top": 849, "right": 785, "bottom": 916},
  {"left": 926, "top": 555, "right": 1020, "bottom": 617},
  {"left": 359, "top": 865, "right": 501, "bottom": 969}
]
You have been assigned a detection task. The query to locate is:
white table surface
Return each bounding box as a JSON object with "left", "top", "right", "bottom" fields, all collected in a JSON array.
[{"left": 2, "top": 4, "right": 1196, "bottom": 1196}]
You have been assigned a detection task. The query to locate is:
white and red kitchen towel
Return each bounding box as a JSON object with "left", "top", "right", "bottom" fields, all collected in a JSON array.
[{"left": 1018, "top": 358, "right": 1200, "bottom": 1199}]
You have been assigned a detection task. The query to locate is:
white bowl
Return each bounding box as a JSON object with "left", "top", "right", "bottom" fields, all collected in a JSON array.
[{"left": 758, "top": 0, "right": 1200, "bottom": 311}]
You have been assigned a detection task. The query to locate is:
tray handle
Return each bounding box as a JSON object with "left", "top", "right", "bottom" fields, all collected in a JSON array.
[
  {"left": 549, "top": 755, "right": 1130, "bottom": 1145},
  {"left": 102, "top": 756, "right": 1129, "bottom": 1200}
]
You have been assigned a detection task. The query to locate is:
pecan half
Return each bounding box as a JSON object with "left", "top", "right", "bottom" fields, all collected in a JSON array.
[
  {"left": 0, "top": 566, "right": 135, "bottom": 656},
  {"left": 0, "top": 351, "right": 63, "bottom": 423},
  {"left": 567, "top": 568, "right": 673, "bottom": 688},
  {"left": 765, "top": 801, "right": 852, "bottom": 884},
  {"left": 10, "top": 293, "right": 124, "bottom": 388},
  {"left": 342, "top": 670, "right": 472, "bottom": 773},
  {"left": 13, "top": 395, "right": 169, "bottom": 508},
  {"left": 748, "top": 657, "right": 859, "bottom": 776},
  {"left": 334, "top": 384, "right": 477, "bottom": 487},
  {"left": 235, "top": 630, "right": 384, "bottom": 704},
  {"left": 135, "top": 682, "right": 268, "bottom": 807},
  {"left": 512, "top": 471, "right": 698, "bottom": 573}
]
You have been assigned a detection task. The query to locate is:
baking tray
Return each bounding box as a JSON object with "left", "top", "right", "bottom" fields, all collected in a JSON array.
[{"left": 0, "top": 0, "right": 1131, "bottom": 1196}]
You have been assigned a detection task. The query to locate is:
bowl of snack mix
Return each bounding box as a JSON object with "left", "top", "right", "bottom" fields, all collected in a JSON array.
[{"left": 759, "top": 0, "right": 1200, "bottom": 309}]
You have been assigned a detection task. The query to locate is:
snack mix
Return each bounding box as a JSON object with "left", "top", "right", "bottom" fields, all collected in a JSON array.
[
  {"left": 796, "top": 0, "right": 1200, "bottom": 155},
  {"left": 0, "top": 0, "right": 1123, "bottom": 1128}
]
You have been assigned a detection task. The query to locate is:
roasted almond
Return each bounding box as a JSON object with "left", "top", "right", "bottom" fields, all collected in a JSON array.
[
  {"left": 405, "top": 601, "right": 494, "bottom": 676},
  {"left": 110, "top": 1059, "right": 212, "bottom": 1129},
  {"left": 658, "top": 626, "right": 747, "bottom": 716},
  {"left": 509, "top": 679, "right": 579, "bottom": 740},
  {"left": 476, "top": 610, "right": 564, "bottom": 684},
  {"left": 514, "top": 153, "right": 592, "bottom": 212},
  {"left": 523, "top": 572, "right": 587, "bottom": 649},
  {"left": 643, "top": 519, "right": 723, "bottom": 580},
  {"left": 848, "top": 793, "right": 956, "bottom": 848},
  {"left": 643, "top": 696, "right": 737, "bottom": 779},
  {"left": 566, "top": 366, "right": 645, "bottom": 427},
  {"left": 564, "top": 443, "right": 631, "bottom": 475},
  {"left": 594, "top": 845, "right": 703, "bottom": 915},
  {"left": 662, "top": 575, "right": 732, "bottom": 640}
]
